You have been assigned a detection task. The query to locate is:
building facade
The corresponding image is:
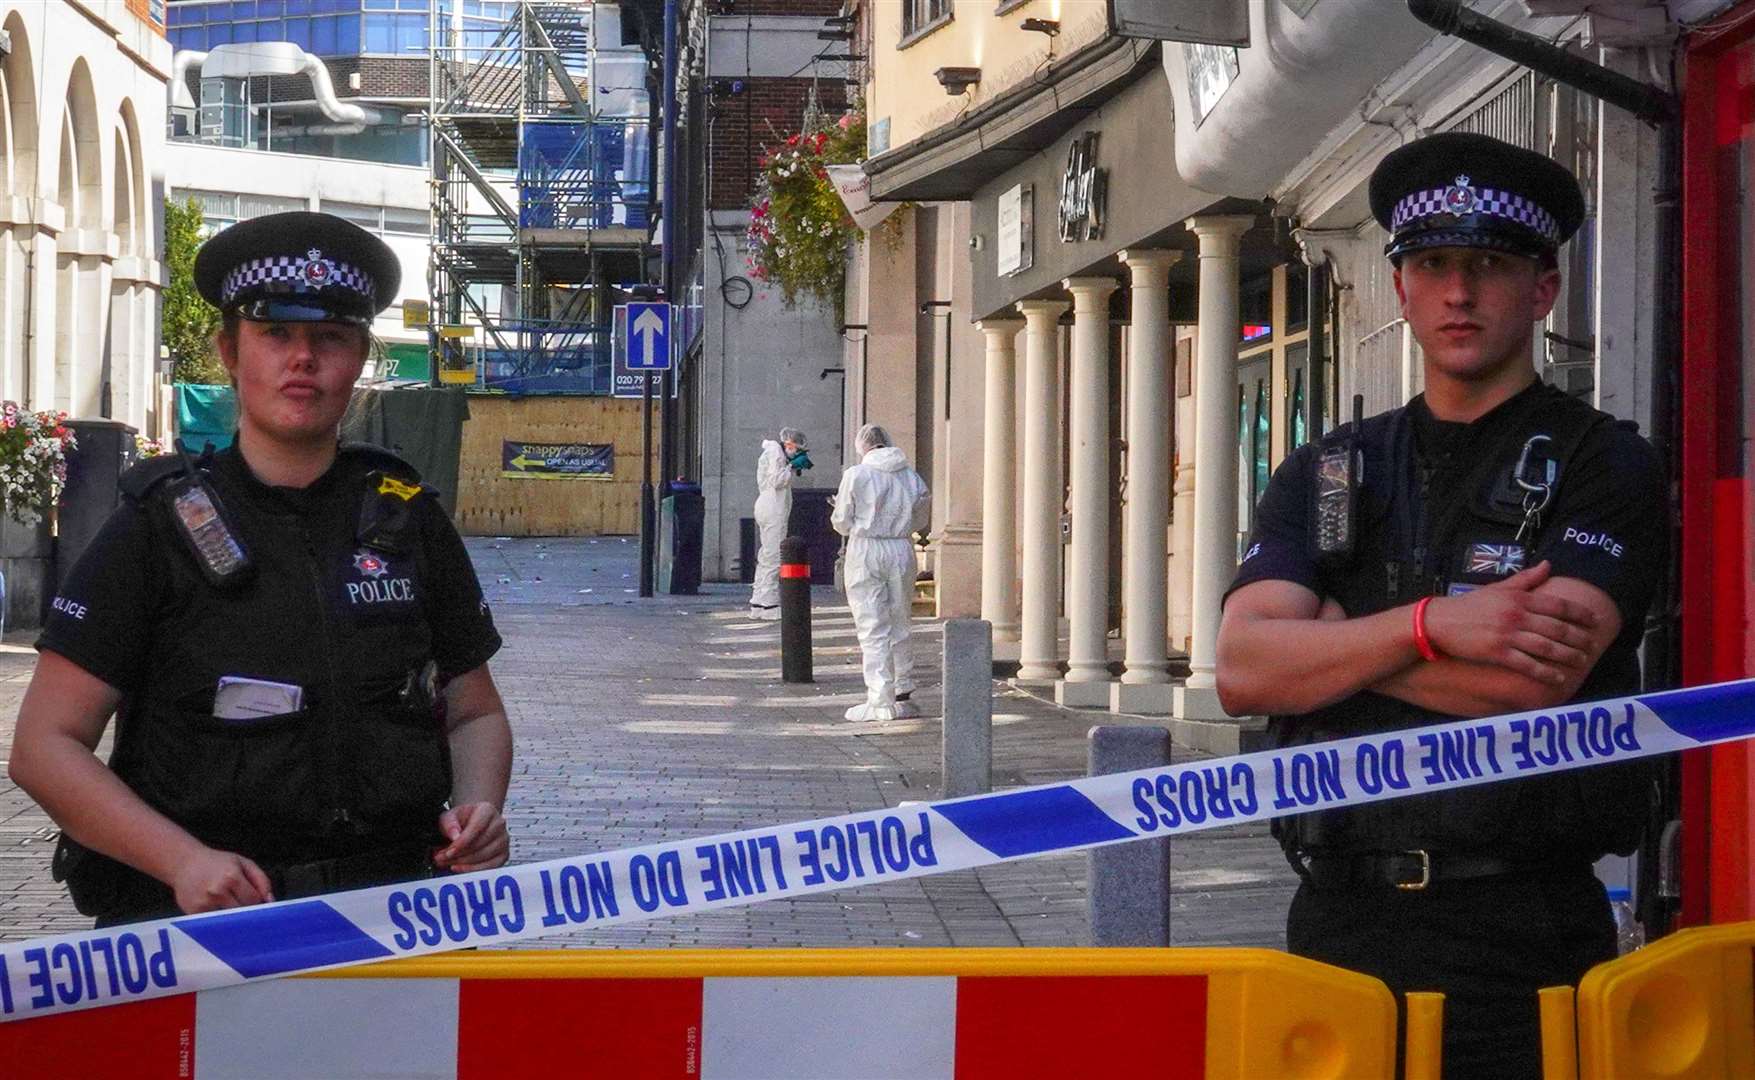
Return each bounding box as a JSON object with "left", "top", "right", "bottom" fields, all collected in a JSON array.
[
  {"left": 859, "top": 0, "right": 1682, "bottom": 749},
  {"left": 0, "top": 0, "right": 171, "bottom": 435},
  {"left": 671, "top": 0, "right": 851, "bottom": 584}
]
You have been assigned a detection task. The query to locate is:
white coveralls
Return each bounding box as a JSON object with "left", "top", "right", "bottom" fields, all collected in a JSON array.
[
  {"left": 750, "top": 439, "right": 794, "bottom": 613},
  {"left": 831, "top": 446, "right": 931, "bottom": 720}
]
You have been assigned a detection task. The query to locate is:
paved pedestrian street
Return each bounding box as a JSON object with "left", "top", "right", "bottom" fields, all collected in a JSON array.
[{"left": 0, "top": 537, "right": 1295, "bottom": 950}]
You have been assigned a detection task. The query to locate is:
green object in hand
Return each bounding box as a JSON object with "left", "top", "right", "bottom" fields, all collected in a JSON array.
[{"left": 788, "top": 450, "right": 814, "bottom": 474}]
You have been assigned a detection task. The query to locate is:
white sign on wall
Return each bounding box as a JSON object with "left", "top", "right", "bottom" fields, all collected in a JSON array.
[{"left": 997, "top": 183, "right": 1033, "bottom": 277}]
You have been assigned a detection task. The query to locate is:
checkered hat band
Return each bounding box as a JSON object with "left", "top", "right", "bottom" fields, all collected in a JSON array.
[
  {"left": 220, "top": 255, "right": 375, "bottom": 305},
  {"left": 1390, "top": 186, "right": 1559, "bottom": 244}
]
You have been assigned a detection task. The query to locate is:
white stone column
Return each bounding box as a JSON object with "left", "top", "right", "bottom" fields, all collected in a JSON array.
[
  {"left": 1055, "top": 277, "right": 1119, "bottom": 706},
  {"left": 1175, "top": 215, "right": 1255, "bottom": 720},
  {"left": 1014, "top": 298, "right": 1068, "bottom": 683},
  {"left": 1112, "top": 250, "right": 1182, "bottom": 714},
  {"left": 29, "top": 225, "right": 60, "bottom": 413},
  {"left": 1170, "top": 381, "right": 1196, "bottom": 652},
  {"left": 977, "top": 316, "right": 1023, "bottom": 640}
]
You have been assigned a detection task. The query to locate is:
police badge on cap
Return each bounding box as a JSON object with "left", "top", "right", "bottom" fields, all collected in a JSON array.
[
  {"left": 192, "top": 211, "right": 401, "bottom": 327},
  {"left": 1368, "top": 132, "right": 1586, "bottom": 263}
]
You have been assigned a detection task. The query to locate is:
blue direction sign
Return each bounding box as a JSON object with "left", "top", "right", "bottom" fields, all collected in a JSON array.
[{"left": 624, "top": 302, "right": 672, "bottom": 370}]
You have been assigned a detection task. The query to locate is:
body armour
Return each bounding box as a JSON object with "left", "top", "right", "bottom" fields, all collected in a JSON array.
[
  {"left": 57, "top": 444, "right": 455, "bottom": 914},
  {"left": 1270, "top": 386, "right": 1654, "bottom": 865}
]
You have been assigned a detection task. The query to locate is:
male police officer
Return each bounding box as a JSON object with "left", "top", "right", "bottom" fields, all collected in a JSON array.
[{"left": 1216, "top": 132, "right": 1666, "bottom": 1076}]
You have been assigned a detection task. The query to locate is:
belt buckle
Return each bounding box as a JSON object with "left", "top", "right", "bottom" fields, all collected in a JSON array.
[{"left": 1396, "top": 850, "right": 1432, "bottom": 891}]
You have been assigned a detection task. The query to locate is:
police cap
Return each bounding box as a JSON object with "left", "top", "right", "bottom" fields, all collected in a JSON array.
[
  {"left": 1368, "top": 131, "right": 1585, "bottom": 262},
  {"left": 193, "top": 211, "right": 401, "bottom": 327}
]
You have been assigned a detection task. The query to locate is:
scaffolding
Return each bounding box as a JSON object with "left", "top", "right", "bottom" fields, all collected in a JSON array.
[{"left": 428, "top": 0, "right": 652, "bottom": 393}]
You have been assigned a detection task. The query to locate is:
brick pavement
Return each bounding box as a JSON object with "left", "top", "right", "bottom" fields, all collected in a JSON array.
[{"left": 0, "top": 536, "right": 1296, "bottom": 950}]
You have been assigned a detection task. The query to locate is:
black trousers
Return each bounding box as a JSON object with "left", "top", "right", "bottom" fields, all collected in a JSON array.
[{"left": 1286, "top": 869, "right": 1615, "bottom": 1079}]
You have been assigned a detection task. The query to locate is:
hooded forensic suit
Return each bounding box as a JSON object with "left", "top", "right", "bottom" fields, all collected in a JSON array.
[
  {"left": 749, "top": 439, "right": 795, "bottom": 615},
  {"left": 831, "top": 444, "right": 931, "bottom": 720}
]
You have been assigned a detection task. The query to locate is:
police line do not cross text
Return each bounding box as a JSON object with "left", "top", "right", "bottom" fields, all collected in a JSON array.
[{"left": 1, "top": 679, "right": 1751, "bottom": 1022}]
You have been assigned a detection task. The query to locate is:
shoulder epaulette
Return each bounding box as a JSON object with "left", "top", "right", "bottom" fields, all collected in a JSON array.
[
  {"left": 338, "top": 441, "right": 423, "bottom": 483},
  {"left": 118, "top": 454, "right": 191, "bottom": 502}
]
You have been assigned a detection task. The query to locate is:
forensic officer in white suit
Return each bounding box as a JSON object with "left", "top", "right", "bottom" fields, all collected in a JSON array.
[
  {"left": 831, "top": 424, "right": 930, "bottom": 721},
  {"left": 749, "top": 427, "right": 809, "bottom": 620}
]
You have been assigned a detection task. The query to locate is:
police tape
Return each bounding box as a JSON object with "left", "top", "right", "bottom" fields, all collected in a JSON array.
[{"left": 2, "top": 678, "right": 1752, "bottom": 1023}]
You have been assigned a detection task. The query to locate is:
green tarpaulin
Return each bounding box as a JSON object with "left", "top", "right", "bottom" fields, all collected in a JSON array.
[{"left": 175, "top": 384, "right": 236, "bottom": 453}]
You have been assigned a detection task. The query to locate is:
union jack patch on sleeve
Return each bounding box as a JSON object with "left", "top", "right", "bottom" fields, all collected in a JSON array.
[{"left": 1466, "top": 542, "right": 1526, "bottom": 576}]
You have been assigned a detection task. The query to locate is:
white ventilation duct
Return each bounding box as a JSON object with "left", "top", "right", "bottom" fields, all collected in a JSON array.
[{"left": 169, "top": 43, "right": 370, "bottom": 126}]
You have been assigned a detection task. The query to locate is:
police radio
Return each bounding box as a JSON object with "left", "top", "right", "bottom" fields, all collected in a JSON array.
[
  {"left": 1312, "top": 395, "right": 1365, "bottom": 565},
  {"left": 165, "top": 450, "right": 253, "bottom": 588}
]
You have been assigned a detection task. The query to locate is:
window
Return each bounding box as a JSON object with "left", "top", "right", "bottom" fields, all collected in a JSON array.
[
  {"left": 283, "top": 15, "right": 310, "bottom": 47},
  {"left": 259, "top": 0, "right": 284, "bottom": 15},
  {"left": 310, "top": 13, "right": 338, "bottom": 53},
  {"left": 1239, "top": 272, "right": 1273, "bottom": 343},
  {"left": 325, "top": 201, "right": 383, "bottom": 232},
  {"left": 363, "top": 13, "right": 392, "bottom": 51},
  {"left": 1285, "top": 262, "right": 1309, "bottom": 333},
  {"left": 383, "top": 206, "right": 429, "bottom": 235},
  {"left": 901, "top": 0, "right": 950, "bottom": 40},
  {"left": 239, "top": 194, "right": 306, "bottom": 219},
  {"left": 185, "top": 190, "right": 240, "bottom": 222}
]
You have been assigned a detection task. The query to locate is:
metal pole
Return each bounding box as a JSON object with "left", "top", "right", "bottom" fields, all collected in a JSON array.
[
  {"left": 779, "top": 536, "right": 813, "bottom": 683},
  {"left": 640, "top": 369, "right": 655, "bottom": 597},
  {"left": 640, "top": 0, "right": 678, "bottom": 597}
]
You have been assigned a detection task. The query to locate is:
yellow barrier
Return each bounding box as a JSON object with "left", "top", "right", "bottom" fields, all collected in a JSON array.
[
  {"left": 1564, "top": 922, "right": 1755, "bottom": 1079},
  {"left": 0, "top": 947, "right": 1405, "bottom": 1077},
  {"left": 300, "top": 947, "right": 1402, "bottom": 1080}
]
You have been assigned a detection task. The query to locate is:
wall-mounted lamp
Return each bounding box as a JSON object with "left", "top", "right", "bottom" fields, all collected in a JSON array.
[
  {"left": 934, "top": 66, "right": 982, "bottom": 95},
  {"left": 1020, "top": 17, "right": 1060, "bottom": 36}
]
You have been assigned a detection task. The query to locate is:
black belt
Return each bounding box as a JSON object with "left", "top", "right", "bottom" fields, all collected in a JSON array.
[
  {"left": 269, "top": 842, "right": 439, "bottom": 900},
  {"left": 1297, "top": 850, "right": 1562, "bottom": 892}
]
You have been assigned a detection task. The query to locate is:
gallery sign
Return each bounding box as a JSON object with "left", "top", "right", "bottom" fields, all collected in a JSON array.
[{"left": 1058, "top": 132, "right": 1107, "bottom": 243}]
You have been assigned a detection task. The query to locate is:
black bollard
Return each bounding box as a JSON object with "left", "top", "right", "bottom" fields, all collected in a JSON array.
[{"left": 779, "top": 536, "right": 813, "bottom": 683}]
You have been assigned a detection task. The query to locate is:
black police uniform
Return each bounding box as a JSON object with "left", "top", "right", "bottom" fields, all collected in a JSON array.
[
  {"left": 36, "top": 211, "right": 501, "bottom": 924},
  {"left": 40, "top": 445, "right": 501, "bottom": 923},
  {"left": 1224, "top": 133, "right": 1669, "bottom": 1077}
]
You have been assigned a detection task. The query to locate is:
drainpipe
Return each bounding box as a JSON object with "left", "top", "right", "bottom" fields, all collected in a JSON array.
[{"left": 1405, "top": 0, "right": 1682, "bottom": 931}]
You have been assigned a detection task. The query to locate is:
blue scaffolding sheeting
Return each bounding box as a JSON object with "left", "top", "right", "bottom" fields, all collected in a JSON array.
[
  {"left": 518, "top": 120, "right": 650, "bottom": 230},
  {"left": 478, "top": 320, "right": 614, "bottom": 394}
]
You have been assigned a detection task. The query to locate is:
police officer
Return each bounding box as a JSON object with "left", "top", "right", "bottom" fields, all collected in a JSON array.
[
  {"left": 1216, "top": 132, "right": 1666, "bottom": 1077},
  {"left": 9, "top": 212, "right": 513, "bottom": 925}
]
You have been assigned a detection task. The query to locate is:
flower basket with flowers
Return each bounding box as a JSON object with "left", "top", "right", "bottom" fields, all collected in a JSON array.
[
  {"left": 746, "top": 107, "right": 875, "bottom": 313},
  {"left": 0, "top": 403, "right": 77, "bottom": 524}
]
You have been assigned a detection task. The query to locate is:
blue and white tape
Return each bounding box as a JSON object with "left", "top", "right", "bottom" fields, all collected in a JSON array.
[{"left": 2, "top": 679, "right": 1751, "bottom": 1023}]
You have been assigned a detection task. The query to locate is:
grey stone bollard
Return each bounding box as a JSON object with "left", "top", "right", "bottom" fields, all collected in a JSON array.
[
  {"left": 1088, "top": 725, "right": 1172, "bottom": 946},
  {"left": 942, "top": 618, "right": 993, "bottom": 797}
]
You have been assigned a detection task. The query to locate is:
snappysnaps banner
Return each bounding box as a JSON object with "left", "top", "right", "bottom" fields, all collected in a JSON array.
[{"left": 2, "top": 679, "right": 1751, "bottom": 1023}]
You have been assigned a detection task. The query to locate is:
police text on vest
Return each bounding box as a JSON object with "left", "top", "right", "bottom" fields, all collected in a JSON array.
[
  {"left": 1562, "top": 527, "right": 1623, "bottom": 558},
  {"left": 346, "top": 577, "right": 415, "bottom": 604}
]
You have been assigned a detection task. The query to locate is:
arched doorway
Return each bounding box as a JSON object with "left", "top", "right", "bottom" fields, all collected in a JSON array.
[{"left": 52, "top": 59, "right": 106, "bottom": 417}]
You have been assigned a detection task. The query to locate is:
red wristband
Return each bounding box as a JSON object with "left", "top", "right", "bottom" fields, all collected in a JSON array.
[{"left": 1412, "top": 596, "right": 1441, "bottom": 662}]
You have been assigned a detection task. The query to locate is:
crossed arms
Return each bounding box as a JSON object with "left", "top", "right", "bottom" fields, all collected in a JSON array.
[{"left": 1216, "top": 561, "right": 1621, "bottom": 719}]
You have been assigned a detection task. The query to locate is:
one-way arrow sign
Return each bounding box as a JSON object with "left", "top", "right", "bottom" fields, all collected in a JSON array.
[{"left": 624, "top": 302, "right": 672, "bottom": 370}]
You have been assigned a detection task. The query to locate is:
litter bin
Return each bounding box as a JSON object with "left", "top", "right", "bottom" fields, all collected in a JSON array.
[
  {"left": 787, "top": 488, "right": 839, "bottom": 586},
  {"left": 657, "top": 482, "right": 704, "bottom": 595},
  {"left": 57, "top": 419, "right": 137, "bottom": 592}
]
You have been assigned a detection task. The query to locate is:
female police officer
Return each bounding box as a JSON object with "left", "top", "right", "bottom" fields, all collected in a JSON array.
[{"left": 8, "top": 211, "right": 513, "bottom": 925}]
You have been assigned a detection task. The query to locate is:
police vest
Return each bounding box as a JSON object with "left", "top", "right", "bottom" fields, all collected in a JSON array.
[
  {"left": 57, "top": 445, "right": 453, "bottom": 915},
  {"left": 1270, "top": 385, "right": 1653, "bottom": 864}
]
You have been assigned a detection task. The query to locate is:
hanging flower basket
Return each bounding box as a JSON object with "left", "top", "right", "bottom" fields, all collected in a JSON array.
[
  {"left": 0, "top": 403, "right": 77, "bottom": 524},
  {"left": 746, "top": 107, "right": 872, "bottom": 312}
]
